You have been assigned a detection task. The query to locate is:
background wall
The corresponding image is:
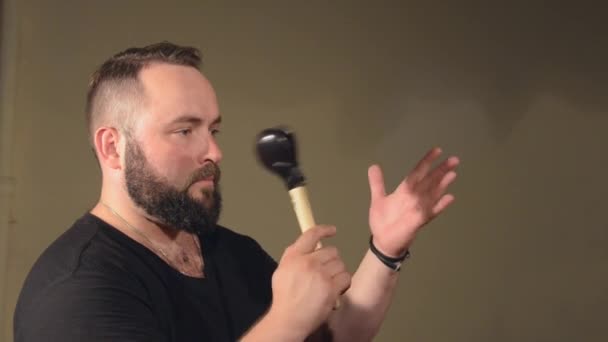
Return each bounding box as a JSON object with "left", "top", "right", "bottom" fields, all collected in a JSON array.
[{"left": 1, "top": 1, "right": 607, "bottom": 341}]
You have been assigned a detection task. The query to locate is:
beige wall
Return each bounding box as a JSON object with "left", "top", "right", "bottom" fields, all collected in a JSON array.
[
  {"left": 1, "top": 0, "right": 18, "bottom": 339},
  {"left": 2, "top": 1, "right": 607, "bottom": 341}
]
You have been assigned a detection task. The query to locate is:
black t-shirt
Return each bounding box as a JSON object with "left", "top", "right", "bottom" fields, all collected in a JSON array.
[{"left": 14, "top": 213, "right": 278, "bottom": 341}]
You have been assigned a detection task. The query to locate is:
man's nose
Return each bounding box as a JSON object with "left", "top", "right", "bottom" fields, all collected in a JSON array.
[{"left": 199, "top": 134, "right": 222, "bottom": 165}]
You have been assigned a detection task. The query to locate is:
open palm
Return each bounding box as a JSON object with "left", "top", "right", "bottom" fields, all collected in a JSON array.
[{"left": 368, "top": 148, "right": 460, "bottom": 257}]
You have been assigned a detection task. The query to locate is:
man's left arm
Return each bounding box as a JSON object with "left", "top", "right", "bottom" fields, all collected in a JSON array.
[{"left": 327, "top": 147, "right": 460, "bottom": 341}]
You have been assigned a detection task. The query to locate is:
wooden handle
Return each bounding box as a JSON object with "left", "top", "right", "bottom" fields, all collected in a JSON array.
[
  {"left": 288, "top": 186, "right": 315, "bottom": 231},
  {"left": 288, "top": 186, "right": 341, "bottom": 309},
  {"left": 288, "top": 186, "right": 321, "bottom": 249}
]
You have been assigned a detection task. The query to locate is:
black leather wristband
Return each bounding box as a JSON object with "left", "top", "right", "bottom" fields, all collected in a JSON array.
[{"left": 369, "top": 235, "right": 410, "bottom": 272}]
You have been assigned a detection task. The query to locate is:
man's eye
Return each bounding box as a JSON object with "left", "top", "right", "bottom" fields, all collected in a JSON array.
[
  {"left": 177, "top": 129, "right": 192, "bottom": 136},
  {"left": 211, "top": 129, "right": 220, "bottom": 137}
]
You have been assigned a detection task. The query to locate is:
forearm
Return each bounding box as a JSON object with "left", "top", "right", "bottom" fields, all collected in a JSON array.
[{"left": 327, "top": 249, "right": 400, "bottom": 342}]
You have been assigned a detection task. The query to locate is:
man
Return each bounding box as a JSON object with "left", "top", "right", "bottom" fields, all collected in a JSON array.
[{"left": 14, "top": 42, "right": 459, "bottom": 341}]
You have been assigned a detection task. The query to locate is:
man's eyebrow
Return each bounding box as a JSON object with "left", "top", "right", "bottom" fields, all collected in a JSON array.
[{"left": 167, "top": 114, "right": 222, "bottom": 125}]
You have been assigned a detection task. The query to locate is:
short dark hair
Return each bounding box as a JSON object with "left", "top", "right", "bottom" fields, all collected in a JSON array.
[{"left": 85, "top": 41, "right": 202, "bottom": 147}]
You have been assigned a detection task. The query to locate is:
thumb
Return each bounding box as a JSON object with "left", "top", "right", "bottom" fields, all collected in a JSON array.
[
  {"left": 368, "top": 164, "right": 386, "bottom": 202},
  {"left": 289, "top": 225, "right": 336, "bottom": 255}
]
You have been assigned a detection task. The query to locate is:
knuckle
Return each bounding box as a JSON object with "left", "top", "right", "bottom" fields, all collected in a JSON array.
[{"left": 303, "top": 257, "right": 319, "bottom": 272}]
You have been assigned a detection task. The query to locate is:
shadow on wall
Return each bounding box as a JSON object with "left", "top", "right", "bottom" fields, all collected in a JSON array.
[{"left": 330, "top": 2, "right": 607, "bottom": 149}]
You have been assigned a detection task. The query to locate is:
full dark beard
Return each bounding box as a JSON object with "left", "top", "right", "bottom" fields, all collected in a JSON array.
[{"left": 124, "top": 139, "right": 222, "bottom": 235}]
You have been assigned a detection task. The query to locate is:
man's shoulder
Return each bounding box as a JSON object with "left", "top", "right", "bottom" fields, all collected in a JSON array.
[
  {"left": 13, "top": 214, "right": 166, "bottom": 341},
  {"left": 29, "top": 213, "right": 106, "bottom": 276},
  {"left": 16, "top": 213, "right": 142, "bottom": 306}
]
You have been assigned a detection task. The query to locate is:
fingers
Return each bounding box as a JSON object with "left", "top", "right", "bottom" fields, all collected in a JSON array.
[
  {"left": 312, "top": 246, "right": 340, "bottom": 264},
  {"left": 431, "top": 193, "right": 455, "bottom": 217},
  {"left": 431, "top": 170, "right": 457, "bottom": 201},
  {"left": 421, "top": 158, "right": 458, "bottom": 217},
  {"left": 405, "top": 150, "right": 459, "bottom": 221},
  {"left": 288, "top": 225, "right": 336, "bottom": 256},
  {"left": 416, "top": 156, "right": 459, "bottom": 193},
  {"left": 306, "top": 245, "right": 350, "bottom": 294},
  {"left": 406, "top": 147, "right": 443, "bottom": 186},
  {"left": 331, "top": 271, "right": 352, "bottom": 297},
  {"left": 421, "top": 155, "right": 458, "bottom": 188},
  {"left": 288, "top": 243, "right": 351, "bottom": 297},
  {"left": 368, "top": 164, "right": 386, "bottom": 201},
  {"left": 321, "top": 258, "right": 347, "bottom": 277},
  {"left": 317, "top": 252, "right": 351, "bottom": 296},
  {"left": 315, "top": 249, "right": 350, "bottom": 296}
]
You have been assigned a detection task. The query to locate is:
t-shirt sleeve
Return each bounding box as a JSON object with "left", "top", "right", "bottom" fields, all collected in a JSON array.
[{"left": 14, "top": 271, "right": 167, "bottom": 342}]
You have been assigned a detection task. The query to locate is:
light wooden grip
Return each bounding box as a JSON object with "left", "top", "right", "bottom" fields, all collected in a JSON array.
[
  {"left": 288, "top": 186, "right": 315, "bottom": 230},
  {"left": 288, "top": 186, "right": 321, "bottom": 249},
  {"left": 288, "top": 186, "right": 341, "bottom": 309}
]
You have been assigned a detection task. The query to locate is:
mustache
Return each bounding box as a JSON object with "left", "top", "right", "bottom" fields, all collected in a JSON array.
[{"left": 185, "top": 162, "right": 221, "bottom": 189}]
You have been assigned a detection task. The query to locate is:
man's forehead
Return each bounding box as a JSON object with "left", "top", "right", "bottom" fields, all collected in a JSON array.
[
  {"left": 139, "top": 62, "right": 211, "bottom": 93},
  {"left": 138, "top": 63, "right": 219, "bottom": 122}
]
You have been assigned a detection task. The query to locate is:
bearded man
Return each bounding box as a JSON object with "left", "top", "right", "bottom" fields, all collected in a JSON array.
[{"left": 14, "top": 42, "right": 459, "bottom": 341}]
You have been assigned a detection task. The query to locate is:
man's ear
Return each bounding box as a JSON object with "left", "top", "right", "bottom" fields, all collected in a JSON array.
[{"left": 94, "top": 126, "right": 123, "bottom": 170}]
